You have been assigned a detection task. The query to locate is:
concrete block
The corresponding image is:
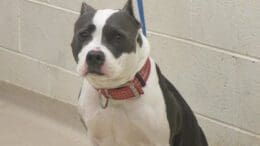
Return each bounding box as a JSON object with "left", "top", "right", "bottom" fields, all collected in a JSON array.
[
  {"left": 198, "top": 116, "right": 260, "bottom": 146},
  {"left": 191, "top": 0, "right": 260, "bottom": 58},
  {"left": 20, "top": 0, "right": 78, "bottom": 71},
  {"left": 0, "top": 0, "right": 19, "bottom": 51},
  {"left": 0, "top": 47, "right": 81, "bottom": 104},
  {"left": 144, "top": 0, "right": 192, "bottom": 38}
]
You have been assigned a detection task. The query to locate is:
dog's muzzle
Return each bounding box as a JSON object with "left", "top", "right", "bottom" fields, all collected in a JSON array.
[{"left": 86, "top": 50, "right": 105, "bottom": 75}]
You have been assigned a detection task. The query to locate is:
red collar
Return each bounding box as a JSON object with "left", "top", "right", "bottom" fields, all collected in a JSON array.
[{"left": 97, "top": 58, "right": 151, "bottom": 101}]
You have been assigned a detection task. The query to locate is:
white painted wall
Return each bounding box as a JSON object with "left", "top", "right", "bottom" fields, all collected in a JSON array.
[{"left": 0, "top": 0, "right": 259, "bottom": 145}]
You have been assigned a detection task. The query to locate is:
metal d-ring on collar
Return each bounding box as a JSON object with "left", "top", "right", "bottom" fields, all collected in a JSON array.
[{"left": 98, "top": 90, "right": 110, "bottom": 109}]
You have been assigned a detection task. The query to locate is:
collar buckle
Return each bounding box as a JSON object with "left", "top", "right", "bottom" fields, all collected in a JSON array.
[{"left": 127, "top": 82, "right": 141, "bottom": 98}]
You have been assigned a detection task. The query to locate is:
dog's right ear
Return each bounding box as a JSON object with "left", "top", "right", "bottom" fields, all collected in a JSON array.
[{"left": 80, "top": 2, "right": 95, "bottom": 15}]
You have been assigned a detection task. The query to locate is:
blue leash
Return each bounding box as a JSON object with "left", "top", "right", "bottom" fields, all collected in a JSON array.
[{"left": 137, "top": 0, "right": 147, "bottom": 36}]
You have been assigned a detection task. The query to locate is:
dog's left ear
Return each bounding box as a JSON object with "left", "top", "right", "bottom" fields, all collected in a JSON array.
[
  {"left": 123, "top": 0, "right": 141, "bottom": 27},
  {"left": 123, "top": 0, "right": 135, "bottom": 17}
]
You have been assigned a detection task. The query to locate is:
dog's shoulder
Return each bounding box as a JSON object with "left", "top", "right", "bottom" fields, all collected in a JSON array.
[{"left": 155, "top": 65, "right": 208, "bottom": 146}]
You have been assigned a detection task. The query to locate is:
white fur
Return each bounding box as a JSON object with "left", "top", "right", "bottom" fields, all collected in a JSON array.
[
  {"left": 78, "top": 59, "right": 170, "bottom": 146},
  {"left": 77, "top": 9, "right": 170, "bottom": 146}
]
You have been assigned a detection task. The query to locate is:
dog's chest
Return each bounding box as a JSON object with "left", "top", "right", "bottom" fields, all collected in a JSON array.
[
  {"left": 85, "top": 97, "right": 169, "bottom": 146},
  {"left": 79, "top": 62, "right": 170, "bottom": 146},
  {"left": 87, "top": 103, "right": 156, "bottom": 145}
]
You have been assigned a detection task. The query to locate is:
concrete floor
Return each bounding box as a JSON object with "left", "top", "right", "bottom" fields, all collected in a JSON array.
[{"left": 0, "top": 81, "right": 89, "bottom": 146}]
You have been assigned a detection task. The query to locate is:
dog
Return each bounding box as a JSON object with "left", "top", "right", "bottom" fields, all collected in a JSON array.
[{"left": 71, "top": 0, "right": 208, "bottom": 146}]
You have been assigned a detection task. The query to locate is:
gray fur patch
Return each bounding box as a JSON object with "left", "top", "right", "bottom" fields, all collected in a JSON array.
[{"left": 101, "top": 11, "right": 140, "bottom": 58}]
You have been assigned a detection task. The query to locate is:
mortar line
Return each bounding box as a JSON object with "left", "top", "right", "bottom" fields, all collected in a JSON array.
[
  {"left": 26, "top": 0, "right": 79, "bottom": 15},
  {"left": 0, "top": 45, "right": 20, "bottom": 53},
  {"left": 0, "top": 46, "right": 78, "bottom": 77},
  {"left": 195, "top": 112, "right": 260, "bottom": 138},
  {"left": 149, "top": 31, "right": 260, "bottom": 63}
]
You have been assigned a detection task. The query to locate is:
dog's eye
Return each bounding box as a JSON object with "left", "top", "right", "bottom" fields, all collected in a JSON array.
[
  {"left": 113, "top": 32, "right": 125, "bottom": 42},
  {"left": 78, "top": 25, "right": 96, "bottom": 41},
  {"left": 115, "top": 33, "right": 121, "bottom": 40},
  {"left": 79, "top": 30, "right": 90, "bottom": 38},
  {"left": 78, "top": 30, "right": 91, "bottom": 42}
]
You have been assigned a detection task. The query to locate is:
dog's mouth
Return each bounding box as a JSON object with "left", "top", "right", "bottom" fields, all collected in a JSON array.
[
  {"left": 82, "top": 65, "right": 105, "bottom": 76},
  {"left": 78, "top": 66, "right": 104, "bottom": 77},
  {"left": 88, "top": 69, "right": 104, "bottom": 76}
]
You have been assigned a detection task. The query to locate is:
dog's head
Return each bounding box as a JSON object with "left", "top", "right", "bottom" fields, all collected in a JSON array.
[{"left": 71, "top": 0, "right": 150, "bottom": 88}]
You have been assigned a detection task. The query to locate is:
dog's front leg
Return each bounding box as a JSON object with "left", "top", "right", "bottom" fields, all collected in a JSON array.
[
  {"left": 80, "top": 117, "right": 99, "bottom": 146},
  {"left": 78, "top": 80, "right": 102, "bottom": 145}
]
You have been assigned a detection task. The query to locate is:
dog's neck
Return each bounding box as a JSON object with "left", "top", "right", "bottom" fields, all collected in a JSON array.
[{"left": 85, "top": 32, "right": 150, "bottom": 89}]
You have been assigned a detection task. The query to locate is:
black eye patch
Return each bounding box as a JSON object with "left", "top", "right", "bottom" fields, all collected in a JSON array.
[
  {"left": 101, "top": 11, "right": 140, "bottom": 58},
  {"left": 102, "top": 25, "right": 135, "bottom": 58},
  {"left": 104, "top": 26, "right": 127, "bottom": 44},
  {"left": 78, "top": 24, "right": 96, "bottom": 42},
  {"left": 71, "top": 11, "right": 96, "bottom": 62}
]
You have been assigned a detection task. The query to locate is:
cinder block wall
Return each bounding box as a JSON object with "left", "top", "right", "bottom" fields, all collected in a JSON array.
[{"left": 0, "top": 0, "right": 259, "bottom": 145}]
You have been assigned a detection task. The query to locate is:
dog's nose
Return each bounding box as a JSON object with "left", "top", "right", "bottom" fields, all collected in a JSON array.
[{"left": 86, "top": 51, "right": 105, "bottom": 65}]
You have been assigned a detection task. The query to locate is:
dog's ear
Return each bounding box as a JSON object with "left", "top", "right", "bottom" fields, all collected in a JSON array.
[
  {"left": 80, "top": 2, "right": 95, "bottom": 16},
  {"left": 123, "top": 0, "right": 141, "bottom": 27},
  {"left": 123, "top": 0, "right": 135, "bottom": 17}
]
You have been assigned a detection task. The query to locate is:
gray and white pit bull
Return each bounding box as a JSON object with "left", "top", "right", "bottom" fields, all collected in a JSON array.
[{"left": 71, "top": 0, "right": 208, "bottom": 146}]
